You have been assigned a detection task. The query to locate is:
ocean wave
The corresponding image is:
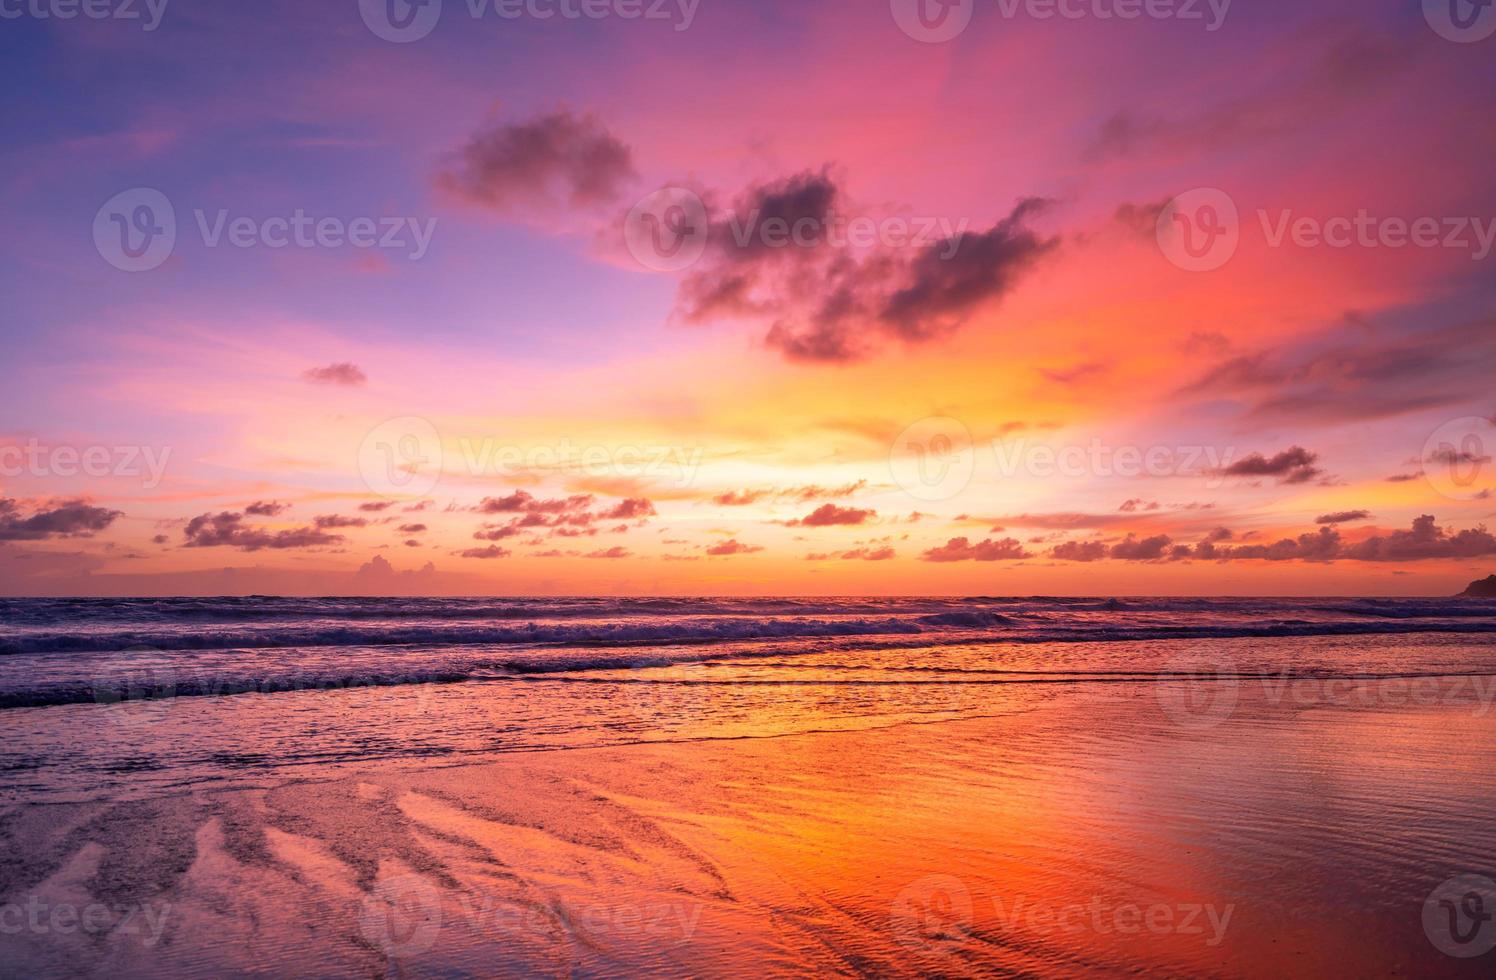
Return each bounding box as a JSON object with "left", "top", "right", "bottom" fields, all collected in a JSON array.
[
  {"left": 3, "top": 601, "right": 1496, "bottom": 658},
  {"left": 0, "top": 616, "right": 930, "bottom": 655},
  {"left": 0, "top": 596, "right": 981, "bottom": 626},
  {"left": 915, "top": 611, "right": 1017, "bottom": 627},
  {"left": 2, "top": 596, "right": 1495, "bottom": 712},
  {"left": 13, "top": 656, "right": 1496, "bottom": 712},
  {"left": 3, "top": 594, "right": 1492, "bottom": 626}
]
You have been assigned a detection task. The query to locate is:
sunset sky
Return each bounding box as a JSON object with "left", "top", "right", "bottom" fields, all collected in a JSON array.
[{"left": 2, "top": 0, "right": 1494, "bottom": 596}]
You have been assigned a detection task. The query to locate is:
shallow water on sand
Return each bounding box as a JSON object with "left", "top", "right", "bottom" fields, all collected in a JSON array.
[{"left": 2, "top": 598, "right": 1495, "bottom": 976}]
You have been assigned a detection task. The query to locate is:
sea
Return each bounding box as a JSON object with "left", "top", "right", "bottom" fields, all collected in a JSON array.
[{"left": 4, "top": 595, "right": 1495, "bottom": 803}]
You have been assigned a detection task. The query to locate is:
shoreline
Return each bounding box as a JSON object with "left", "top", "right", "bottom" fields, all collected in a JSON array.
[{"left": 4, "top": 697, "right": 1494, "bottom": 976}]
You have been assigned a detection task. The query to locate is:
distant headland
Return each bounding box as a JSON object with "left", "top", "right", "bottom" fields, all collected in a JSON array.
[{"left": 1462, "top": 575, "right": 1496, "bottom": 597}]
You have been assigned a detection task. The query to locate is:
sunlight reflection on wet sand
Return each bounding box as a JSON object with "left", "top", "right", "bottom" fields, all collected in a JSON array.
[{"left": 3, "top": 678, "right": 1494, "bottom": 977}]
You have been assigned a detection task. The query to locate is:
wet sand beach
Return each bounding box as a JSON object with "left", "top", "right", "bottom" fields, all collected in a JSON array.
[{"left": 4, "top": 669, "right": 1495, "bottom": 978}]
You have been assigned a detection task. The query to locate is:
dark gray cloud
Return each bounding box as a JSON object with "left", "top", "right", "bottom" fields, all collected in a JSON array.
[
  {"left": 1337, "top": 516, "right": 1496, "bottom": 562},
  {"left": 302, "top": 363, "right": 367, "bottom": 387},
  {"left": 313, "top": 515, "right": 369, "bottom": 529},
  {"left": 1427, "top": 446, "right": 1493, "bottom": 468},
  {"left": 458, "top": 545, "right": 510, "bottom": 559},
  {"left": 676, "top": 170, "right": 1057, "bottom": 363},
  {"left": 1050, "top": 539, "right": 1108, "bottom": 562},
  {"left": 806, "top": 546, "right": 896, "bottom": 561},
  {"left": 1112, "top": 198, "right": 1168, "bottom": 237},
  {"left": 474, "top": 490, "right": 656, "bottom": 539},
  {"left": 705, "top": 539, "right": 763, "bottom": 556},
  {"left": 439, "top": 108, "right": 636, "bottom": 214},
  {"left": 712, "top": 490, "right": 770, "bottom": 506},
  {"left": 1173, "top": 516, "right": 1495, "bottom": 562},
  {"left": 712, "top": 481, "right": 867, "bottom": 506},
  {"left": 477, "top": 490, "right": 594, "bottom": 515},
  {"left": 1316, "top": 510, "right": 1371, "bottom": 525},
  {"left": 0, "top": 498, "right": 122, "bottom": 541},
  {"left": 921, "top": 536, "right": 1031, "bottom": 562},
  {"left": 878, "top": 199, "right": 1056, "bottom": 344},
  {"left": 1178, "top": 314, "right": 1496, "bottom": 428},
  {"left": 1086, "top": 31, "right": 1418, "bottom": 162},
  {"left": 182, "top": 511, "right": 343, "bottom": 551},
  {"left": 603, "top": 498, "right": 657, "bottom": 520},
  {"left": 788, "top": 503, "right": 876, "bottom": 527},
  {"left": 1219, "top": 446, "right": 1321, "bottom": 485},
  {"left": 1108, "top": 534, "right": 1173, "bottom": 561}
]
